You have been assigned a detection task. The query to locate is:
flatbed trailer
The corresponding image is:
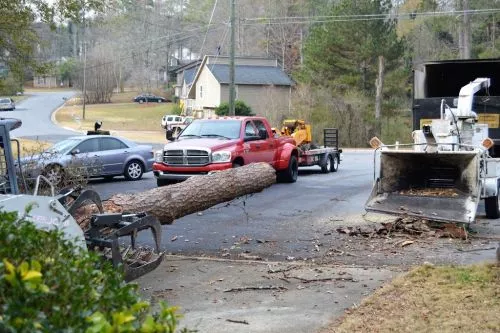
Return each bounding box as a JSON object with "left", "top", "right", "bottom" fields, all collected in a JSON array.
[{"left": 297, "top": 128, "right": 342, "bottom": 173}]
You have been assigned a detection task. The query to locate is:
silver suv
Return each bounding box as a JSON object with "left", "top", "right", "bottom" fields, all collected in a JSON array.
[
  {"left": 161, "top": 115, "right": 183, "bottom": 129},
  {"left": 0, "top": 98, "right": 15, "bottom": 111}
]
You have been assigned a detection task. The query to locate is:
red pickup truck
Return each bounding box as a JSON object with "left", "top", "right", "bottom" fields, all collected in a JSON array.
[{"left": 153, "top": 117, "right": 299, "bottom": 186}]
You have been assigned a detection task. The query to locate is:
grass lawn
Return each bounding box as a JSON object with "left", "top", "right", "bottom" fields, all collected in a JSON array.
[
  {"left": 55, "top": 96, "right": 174, "bottom": 143},
  {"left": 11, "top": 138, "right": 50, "bottom": 158},
  {"left": 326, "top": 264, "right": 500, "bottom": 333}
]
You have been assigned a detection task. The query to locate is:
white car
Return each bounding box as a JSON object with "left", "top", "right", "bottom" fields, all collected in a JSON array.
[
  {"left": 161, "top": 115, "right": 184, "bottom": 129},
  {"left": 0, "top": 98, "right": 15, "bottom": 111}
]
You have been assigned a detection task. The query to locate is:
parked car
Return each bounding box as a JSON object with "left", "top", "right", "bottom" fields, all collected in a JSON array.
[
  {"left": 133, "top": 93, "right": 168, "bottom": 103},
  {"left": 19, "top": 135, "right": 154, "bottom": 185},
  {"left": 0, "top": 98, "right": 15, "bottom": 111}
]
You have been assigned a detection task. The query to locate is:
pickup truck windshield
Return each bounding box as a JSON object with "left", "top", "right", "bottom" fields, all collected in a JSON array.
[{"left": 179, "top": 120, "right": 241, "bottom": 139}]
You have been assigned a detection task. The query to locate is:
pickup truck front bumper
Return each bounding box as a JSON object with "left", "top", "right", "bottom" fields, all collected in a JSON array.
[{"left": 152, "top": 162, "right": 233, "bottom": 180}]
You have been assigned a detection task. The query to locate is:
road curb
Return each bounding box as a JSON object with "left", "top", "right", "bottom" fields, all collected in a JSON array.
[{"left": 50, "top": 100, "right": 86, "bottom": 134}]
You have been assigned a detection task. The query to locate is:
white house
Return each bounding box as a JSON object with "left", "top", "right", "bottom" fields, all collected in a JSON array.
[{"left": 187, "top": 55, "right": 294, "bottom": 121}]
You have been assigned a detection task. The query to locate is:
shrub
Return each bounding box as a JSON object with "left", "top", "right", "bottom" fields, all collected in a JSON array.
[
  {"left": 215, "top": 100, "right": 254, "bottom": 116},
  {"left": 0, "top": 74, "right": 21, "bottom": 96},
  {"left": 0, "top": 210, "right": 186, "bottom": 332}
]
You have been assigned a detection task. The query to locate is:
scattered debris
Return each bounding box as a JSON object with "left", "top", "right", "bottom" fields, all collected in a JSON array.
[
  {"left": 398, "top": 240, "right": 415, "bottom": 247},
  {"left": 336, "top": 215, "right": 468, "bottom": 240},
  {"left": 170, "top": 235, "right": 178, "bottom": 242},
  {"left": 223, "top": 285, "right": 288, "bottom": 292},
  {"left": 226, "top": 319, "right": 249, "bottom": 325},
  {"left": 239, "top": 253, "right": 262, "bottom": 261},
  {"left": 284, "top": 274, "right": 356, "bottom": 284}
]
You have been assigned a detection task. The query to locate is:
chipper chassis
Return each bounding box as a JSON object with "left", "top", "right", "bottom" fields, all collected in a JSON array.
[{"left": 365, "top": 78, "right": 500, "bottom": 226}]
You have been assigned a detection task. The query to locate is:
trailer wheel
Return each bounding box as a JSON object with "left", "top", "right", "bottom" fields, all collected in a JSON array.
[
  {"left": 321, "top": 154, "right": 333, "bottom": 173},
  {"left": 485, "top": 189, "right": 500, "bottom": 219},
  {"left": 331, "top": 155, "right": 339, "bottom": 172}
]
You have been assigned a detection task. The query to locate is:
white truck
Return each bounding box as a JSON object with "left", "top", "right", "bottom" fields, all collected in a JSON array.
[{"left": 365, "top": 78, "right": 500, "bottom": 224}]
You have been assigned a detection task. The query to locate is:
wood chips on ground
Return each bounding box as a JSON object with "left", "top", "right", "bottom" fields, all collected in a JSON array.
[{"left": 399, "top": 188, "right": 459, "bottom": 197}]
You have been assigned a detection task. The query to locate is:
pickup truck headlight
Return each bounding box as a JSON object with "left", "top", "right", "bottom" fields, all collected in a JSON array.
[
  {"left": 211, "top": 151, "right": 231, "bottom": 163},
  {"left": 155, "top": 150, "right": 163, "bottom": 163}
]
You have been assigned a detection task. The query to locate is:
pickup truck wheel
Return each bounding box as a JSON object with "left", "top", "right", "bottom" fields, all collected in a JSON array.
[
  {"left": 278, "top": 155, "right": 298, "bottom": 183},
  {"left": 485, "top": 187, "right": 500, "bottom": 219},
  {"left": 157, "top": 179, "right": 173, "bottom": 187},
  {"left": 331, "top": 155, "right": 339, "bottom": 172},
  {"left": 321, "top": 154, "right": 332, "bottom": 173},
  {"left": 232, "top": 162, "right": 242, "bottom": 168}
]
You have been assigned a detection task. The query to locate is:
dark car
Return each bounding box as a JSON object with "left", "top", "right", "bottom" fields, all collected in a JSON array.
[
  {"left": 20, "top": 135, "right": 154, "bottom": 185},
  {"left": 133, "top": 93, "right": 168, "bottom": 104}
]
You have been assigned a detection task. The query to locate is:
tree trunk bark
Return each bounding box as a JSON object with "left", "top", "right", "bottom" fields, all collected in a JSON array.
[{"left": 76, "top": 163, "right": 277, "bottom": 227}]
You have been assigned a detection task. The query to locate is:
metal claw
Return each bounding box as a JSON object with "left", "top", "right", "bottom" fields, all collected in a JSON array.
[{"left": 67, "top": 189, "right": 104, "bottom": 215}]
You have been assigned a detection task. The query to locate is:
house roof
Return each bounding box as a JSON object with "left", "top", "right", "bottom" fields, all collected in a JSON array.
[
  {"left": 208, "top": 64, "right": 293, "bottom": 86},
  {"left": 184, "top": 67, "right": 197, "bottom": 85}
]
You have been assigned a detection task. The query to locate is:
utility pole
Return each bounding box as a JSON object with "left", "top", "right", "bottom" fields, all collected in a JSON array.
[
  {"left": 82, "top": 2, "right": 87, "bottom": 120},
  {"left": 83, "top": 41, "right": 87, "bottom": 120},
  {"left": 229, "top": 0, "right": 236, "bottom": 116}
]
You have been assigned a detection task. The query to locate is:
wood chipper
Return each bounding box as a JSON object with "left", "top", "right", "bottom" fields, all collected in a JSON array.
[
  {"left": 0, "top": 118, "right": 163, "bottom": 281},
  {"left": 365, "top": 78, "right": 500, "bottom": 224}
]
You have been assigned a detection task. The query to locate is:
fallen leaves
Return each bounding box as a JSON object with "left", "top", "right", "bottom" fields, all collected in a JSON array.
[{"left": 336, "top": 215, "right": 468, "bottom": 241}]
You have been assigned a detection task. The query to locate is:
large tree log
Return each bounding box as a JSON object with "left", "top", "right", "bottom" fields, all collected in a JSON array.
[{"left": 77, "top": 162, "right": 277, "bottom": 226}]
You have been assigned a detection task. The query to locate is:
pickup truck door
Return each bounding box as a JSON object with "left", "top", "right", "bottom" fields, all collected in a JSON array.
[
  {"left": 252, "top": 119, "right": 275, "bottom": 163},
  {"left": 243, "top": 120, "right": 273, "bottom": 164}
]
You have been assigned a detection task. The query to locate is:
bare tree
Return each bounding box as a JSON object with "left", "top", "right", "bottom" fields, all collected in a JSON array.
[{"left": 75, "top": 44, "right": 115, "bottom": 104}]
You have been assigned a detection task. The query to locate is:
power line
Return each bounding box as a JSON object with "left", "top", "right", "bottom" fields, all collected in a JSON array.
[
  {"left": 73, "top": 26, "right": 225, "bottom": 73},
  {"left": 198, "top": 0, "right": 218, "bottom": 56},
  {"left": 241, "top": 8, "right": 500, "bottom": 25}
]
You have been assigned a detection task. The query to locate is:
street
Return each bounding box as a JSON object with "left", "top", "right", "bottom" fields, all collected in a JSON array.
[{"left": 9, "top": 91, "right": 79, "bottom": 141}]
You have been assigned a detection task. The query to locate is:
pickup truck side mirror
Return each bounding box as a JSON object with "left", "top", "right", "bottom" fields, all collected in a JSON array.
[
  {"left": 70, "top": 149, "right": 80, "bottom": 155},
  {"left": 244, "top": 135, "right": 261, "bottom": 142}
]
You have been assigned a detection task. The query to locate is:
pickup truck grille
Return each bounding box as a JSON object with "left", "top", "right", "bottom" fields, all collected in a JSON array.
[{"left": 163, "top": 149, "right": 210, "bottom": 166}]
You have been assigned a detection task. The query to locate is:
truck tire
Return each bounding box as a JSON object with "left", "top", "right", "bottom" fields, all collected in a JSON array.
[
  {"left": 278, "top": 155, "right": 298, "bottom": 183},
  {"left": 157, "top": 179, "right": 173, "bottom": 187},
  {"left": 485, "top": 186, "right": 500, "bottom": 219},
  {"left": 321, "top": 154, "right": 333, "bottom": 173}
]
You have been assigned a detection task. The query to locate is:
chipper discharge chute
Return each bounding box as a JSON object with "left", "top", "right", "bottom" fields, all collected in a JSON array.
[
  {"left": 365, "top": 149, "right": 482, "bottom": 224},
  {"left": 366, "top": 77, "right": 500, "bottom": 225}
]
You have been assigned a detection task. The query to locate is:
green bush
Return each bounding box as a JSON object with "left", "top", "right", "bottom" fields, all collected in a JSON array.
[
  {"left": 0, "top": 210, "right": 186, "bottom": 332},
  {"left": 215, "top": 100, "right": 254, "bottom": 116},
  {"left": 0, "top": 74, "right": 21, "bottom": 96}
]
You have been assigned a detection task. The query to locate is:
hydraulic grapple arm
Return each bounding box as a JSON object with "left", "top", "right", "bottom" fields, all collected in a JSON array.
[{"left": 58, "top": 189, "right": 164, "bottom": 281}]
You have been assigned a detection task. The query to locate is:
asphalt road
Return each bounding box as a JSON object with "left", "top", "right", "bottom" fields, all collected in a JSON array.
[
  {"left": 8, "top": 91, "right": 80, "bottom": 141},
  {"left": 87, "top": 152, "right": 375, "bottom": 260}
]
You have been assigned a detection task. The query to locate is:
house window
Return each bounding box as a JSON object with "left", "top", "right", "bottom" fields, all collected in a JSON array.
[{"left": 200, "top": 85, "right": 203, "bottom": 98}]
